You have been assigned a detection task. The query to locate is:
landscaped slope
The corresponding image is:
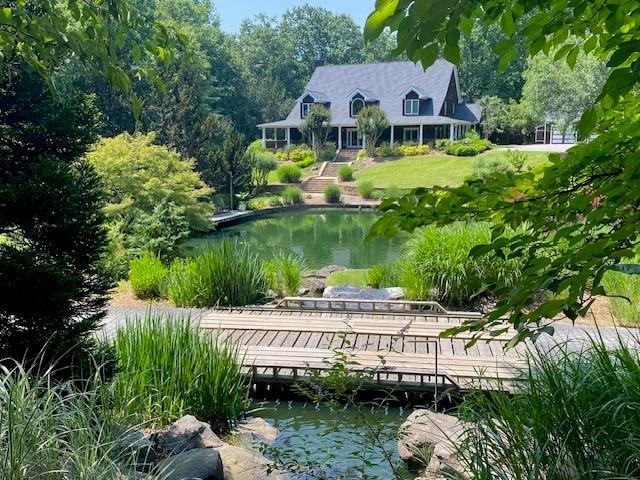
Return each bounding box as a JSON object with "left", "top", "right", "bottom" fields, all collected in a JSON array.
[{"left": 354, "top": 150, "right": 550, "bottom": 189}]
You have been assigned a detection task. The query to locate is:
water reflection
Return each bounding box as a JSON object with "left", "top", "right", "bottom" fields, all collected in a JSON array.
[{"left": 186, "top": 210, "right": 408, "bottom": 269}]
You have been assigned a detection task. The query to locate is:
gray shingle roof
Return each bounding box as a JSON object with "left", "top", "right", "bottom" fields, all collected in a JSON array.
[{"left": 258, "top": 59, "right": 480, "bottom": 128}]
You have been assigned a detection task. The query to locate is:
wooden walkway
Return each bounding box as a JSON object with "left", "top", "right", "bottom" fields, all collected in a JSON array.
[{"left": 200, "top": 302, "right": 527, "bottom": 393}]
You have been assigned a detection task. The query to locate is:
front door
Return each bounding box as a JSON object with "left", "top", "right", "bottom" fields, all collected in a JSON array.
[{"left": 346, "top": 128, "right": 363, "bottom": 149}]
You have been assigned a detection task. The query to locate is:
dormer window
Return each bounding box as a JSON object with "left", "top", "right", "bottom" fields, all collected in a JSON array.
[
  {"left": 404, "top": 99, "right": 419, "bottom": 116},
  {"left": 351, "top": 97, "right": 365, "bottom": 117},
  {"left": 301, "top": 102, "right": 312, "bottom": 118}
]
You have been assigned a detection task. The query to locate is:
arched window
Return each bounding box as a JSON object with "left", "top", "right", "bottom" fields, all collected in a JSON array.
[{"left": 351, "top": 98, "right": 365, "bottom": 117}]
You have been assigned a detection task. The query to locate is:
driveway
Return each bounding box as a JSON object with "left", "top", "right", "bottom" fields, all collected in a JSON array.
[{"left": 497, "top": 143, "right": 576, "bottom": 153}]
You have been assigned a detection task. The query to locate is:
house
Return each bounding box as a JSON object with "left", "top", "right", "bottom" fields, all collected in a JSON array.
[{"left": 258, "top": 58, "right": 480, "bottom": 151}]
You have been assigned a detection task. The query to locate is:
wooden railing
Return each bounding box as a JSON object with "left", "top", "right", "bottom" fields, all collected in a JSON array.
[{"left": 275, "top": 297, "right": 482, "bottom": 317}]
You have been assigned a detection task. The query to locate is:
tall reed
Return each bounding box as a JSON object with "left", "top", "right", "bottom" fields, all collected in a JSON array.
[
  {"left": 166, "top": 239, "right": 268, "bottom": 307},
  {"left": 454, "top": 336, "right": 640, "bottom": 479},
  {"left": 0, "top": 362, "right": 142, "bottom": 480},
  {"left": 112, "top": 313, "right": 250, "bottom": 429},
  {"left": 401, "top": 223, "right": 521, "bottom": 306},
  {"left": 264, "top": 251, "right": 306, "bottom": 297}
]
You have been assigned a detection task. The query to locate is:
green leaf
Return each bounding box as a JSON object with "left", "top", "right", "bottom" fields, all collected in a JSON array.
[
  {"left": 566, "top": 46, "right": 579, "bottom": 68},
  {"left": 501, "top": 5, "right": 515, "bottom": 35},
  {"left": 131, "top": 95, "right": 143, "bottom": 122},
  {"left": 443, "top": 43, "right": 460, "bottom": 65},
  {"left": 364, "top": 0, "right": 399, "bottom": 40},
  {"left": 420, "top": 43, "right": 439, "bottom": 67},
  {"left": 577, "top": 107, "right": 597, "bottom": 136},
  {"left": 583, "top": 35, "right": 598, "bottom": 54},
  {"left": 0, "top": 7, "right": 12, "bottom": 24}
]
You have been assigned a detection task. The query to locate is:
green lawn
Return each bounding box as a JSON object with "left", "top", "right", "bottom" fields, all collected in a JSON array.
[
  {"left": 326, "top": 269, "right": 368, "bottom": 287},
  {"left": 353, "top": 150, "right": 551, "bottom": 189}
]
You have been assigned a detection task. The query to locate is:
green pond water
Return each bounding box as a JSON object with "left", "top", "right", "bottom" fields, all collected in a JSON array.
[
  {"left": 186, "top": 210, "right": 408, "bottom": 269},
  {"left": 256, "top": 400, "right": 415, "bottom": 479}
]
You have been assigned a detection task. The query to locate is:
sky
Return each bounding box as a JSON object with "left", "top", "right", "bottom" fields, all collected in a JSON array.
[{"left": 214, "top": 0, "right": 374, "bottom": 33}]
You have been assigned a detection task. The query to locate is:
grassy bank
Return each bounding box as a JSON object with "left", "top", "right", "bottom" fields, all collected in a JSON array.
[{"left": 354, "top": 151, "right": 550, "bottom": 189}]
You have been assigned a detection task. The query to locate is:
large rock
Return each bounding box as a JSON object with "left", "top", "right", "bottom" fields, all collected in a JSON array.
[
  {"left": 217, "top": 444, "right": 290, "bottom": 480},
  {"left": 398, "top": 410, "right": 467, "bottom": 478},
  {"left": 153, "top": 448, "right": 223, "bottom": 480},
  {"left": 323, "top": 285, "right": 404, "bottom": 301},
  {"left": 236, "top": 417, "right": 279, "bottom": 446},
  {"left": 315, "top": 265, "right": 346, "bottom": 278},
  {"left": 154, "top": 415, "right": 224, "bottom": 455}
]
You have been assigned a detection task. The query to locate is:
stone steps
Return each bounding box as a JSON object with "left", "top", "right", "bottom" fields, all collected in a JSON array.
[
  {"left": 302, "top": 176, "right": 336, "bottom": 193},
  {"left": 334, "top": 149, "right": 359, "bottom": 163},
  {"left": 321, "top": 162, "right": 350, "bottom": 177}
]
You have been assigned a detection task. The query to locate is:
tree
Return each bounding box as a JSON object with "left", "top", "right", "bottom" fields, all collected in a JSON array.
[
  {"left": 0, "top": 71, "right": 110, "bottom": 365},
  {"left": 459, "top": 20, "right": 527, "bottom": 101},
  {"left": 522, "top": 52, "right": 608, "bottom": 142},
  {"left": 301, "top": 105, "right": 332, "bottom": 160},
  {"left": 477, "top": 96, "right": 506, "bottom": 139},
  {"left": 281, "top": 6, "right": 365, "bottom": 80},
  {"left": 356, "top": 106, "right": 390, "bottom": 156},
  {"left": 88, "top": 133, "right": 213, "bottom": 233},
  {"left": 366, "top": 0, "right": 640, "bottom": 344}
]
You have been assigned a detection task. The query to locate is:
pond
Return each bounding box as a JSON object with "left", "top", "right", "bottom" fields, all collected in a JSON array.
[
  {"left": 186, "top": 210, "right": 408, "bottom": 269},
  {"left": 256, "top": 399, "right": 416, "bottom": 479}
]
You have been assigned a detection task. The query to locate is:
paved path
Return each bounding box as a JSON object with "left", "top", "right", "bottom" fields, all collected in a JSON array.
[{"left": 102, "top": 304, "right": 639, "bottom": 393}]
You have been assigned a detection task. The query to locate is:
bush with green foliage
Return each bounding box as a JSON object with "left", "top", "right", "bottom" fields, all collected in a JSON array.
[
  {"left": 88, "top": 133, "right": 213, "bottom": 278},
  {"left": 446, "top": 144, "right": 479, "bottom": 156},
  {"left": 366, "top": 264, "right": 398, "bottom": 288},
  {"left": 472, "top": 157, "right": 516, "bottom": 180},
  {"left": 295, "top": 156, "right": 316, "bottom": 168},
  {"left": 357, "top": 180, "right": 375, "bottom": 199},
  {"left": 320, "top": 146, "right": 337, "bottom": 162},
  {"left": 113, "top": 314, "right": 250, "bottom": 427},
  {"left": 324, "top": 184, "right": 341, "bottom": 203},
  {"left": 281, "top": 186, "right": 305, "bottom": 205},
  {"left": 401, "top": 223, "right": 521, "bottom": 306},
  {"left": 166, "top": 240, "right": 268, "bottom": 307},
  {"left": 0, "top": 71, "right": 111, "bottom": 367},
  {"left": 507, "top": 149, "right": 527, "bottom": 172},
  {"left": 0, "top": 361, "right": 145, "bottom": 479},
  {"left": 374, "top": 142, "right": 400, "bottom": 157},
  {"left": 277, "top": 164, "right": 302, "bottom": 183},
  {"left": 264, "top": 252, "right": 306, "bottom": 297},
  {"left": 456, "top": 338, "right": 640, "bottom": 479},
  {"left": 129, "top": 252, "right": 168, "bottom": 299},
  {"left": 251, "top": 152, "right": 279, "bottom": 193},
  {"left": 397, "top": 144, "right": 430, "bottom": 156},
  {"left": 338, "top": 165, "right": 354, "bottom": 181}
]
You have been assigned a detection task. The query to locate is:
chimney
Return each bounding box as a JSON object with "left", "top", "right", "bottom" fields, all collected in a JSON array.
[{"left": 314, "top": 55, "right": 325, "bottom": 68}]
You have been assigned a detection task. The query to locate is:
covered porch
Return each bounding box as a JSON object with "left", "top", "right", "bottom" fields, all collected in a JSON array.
[{"left": 258, "top": 120, "right": 476, "bottom": 150}]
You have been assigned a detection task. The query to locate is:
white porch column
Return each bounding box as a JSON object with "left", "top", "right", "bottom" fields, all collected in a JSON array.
[
  {"left": 261, "top": 127, "right": 266, "bottom": 148},
  {"left": 338, "top": 126, "right": 342, "bottom": 150},
  {"left": 286, "top": 127, "right": 291, "bottom": 147},
  {"left": 362, "top": 132, "right": 366, "bottom": 150},
  {"left": 390, "top": 125, "right": 394, "bottom": 148},
  {"left": 418, "top": 124, "right": 423, "bottom": 145},
  {"left": 449, "top": 124, "right": 455, "bottom": 140}
]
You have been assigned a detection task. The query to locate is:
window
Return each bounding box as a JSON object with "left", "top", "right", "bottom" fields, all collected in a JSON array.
[
  {"left": 351, "top": 98, "right": 365, "bottom": 117},
  {"left": 403, "top": 127, "right": 419, "bottom": 143},
  {"left": 301, "top": 102, "right": 312, "bottom": 118},
  {"left": 404, "top": 99, "right": 420, "bottom": 116}
]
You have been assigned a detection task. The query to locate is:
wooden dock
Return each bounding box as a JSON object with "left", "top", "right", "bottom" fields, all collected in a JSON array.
[{"left": 200, "top": 301, "right": 527, "bottom": 393}]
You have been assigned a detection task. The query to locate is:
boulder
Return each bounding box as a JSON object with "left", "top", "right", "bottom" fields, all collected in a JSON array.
[
  {"left": 217, "top": 444, "right": 290, "bottom": 480},
  {"left": 118, "top": 429, "right": 158, "bottom": 470},
  {"left": 298, "top": 287, "right": 310, "bottom": 296},
  {"left": 323, "top": 285, "right": 405, "bottom": 301},
  {"left": 154, "top": 415, "right": 224, "bottom": 455},
  {"left": 153, "top": 448, "right": 223, "bottom": 480},
  {"left": 301, "top": 276, "right": 326, "bottom": 295},
  {"left": 398, "top": 410, "right": 466, "bottom": 477},
  {"left": 315, "top": 265, "right": 346, "bottom": 278},
  {"left": 236, "top": 417, "right": 279, "bottom": 446}
]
